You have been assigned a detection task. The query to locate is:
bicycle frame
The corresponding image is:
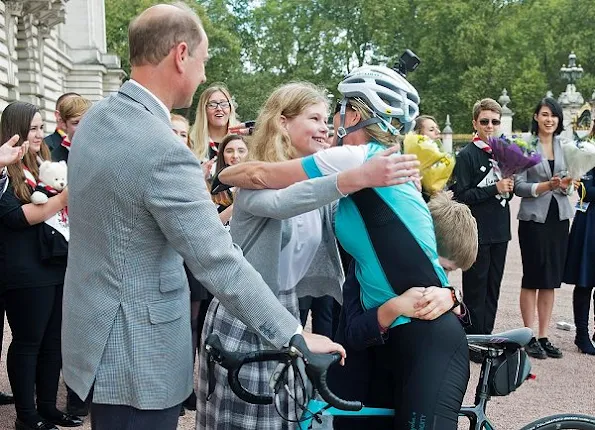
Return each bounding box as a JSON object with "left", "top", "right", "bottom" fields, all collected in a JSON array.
[{"left": 297, "top": 348, "right": 500, "bottom": 430}]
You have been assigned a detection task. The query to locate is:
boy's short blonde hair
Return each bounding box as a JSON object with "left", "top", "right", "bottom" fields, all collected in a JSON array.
[
  {"left": 428, "top": 191, "right": 478, "bottom": 271},
  {"left": 58, "top": 96, "right": 92, "bottom": 122}
]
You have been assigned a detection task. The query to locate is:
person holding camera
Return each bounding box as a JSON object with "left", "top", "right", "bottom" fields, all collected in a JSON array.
[
  {"left": 514, "top": 97, "right": 573, "bottom": 359},
  {"left": 451, "top": 99, "right": 512, "bottom": 360}
]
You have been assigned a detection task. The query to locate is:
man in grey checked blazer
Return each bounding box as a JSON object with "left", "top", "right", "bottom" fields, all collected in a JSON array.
[{"left": 61, "top": 4, "right": 344, "bottom": 429}]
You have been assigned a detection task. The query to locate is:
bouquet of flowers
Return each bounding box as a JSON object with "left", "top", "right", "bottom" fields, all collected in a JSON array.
[
  {"left": 487, "top": 135, "right": 542, "bottom": 199},
  {"left": 561, "top": 138, "right": 595, "bottom": 180},
  {"left": 403, "top": 134, "right": 455, "bottom": 194},
  {"left": 487, "top": 135, "right": 542, "bottom": 178},
  {"left": 562, "top": 138, "right": 595, "bottom": 209}
]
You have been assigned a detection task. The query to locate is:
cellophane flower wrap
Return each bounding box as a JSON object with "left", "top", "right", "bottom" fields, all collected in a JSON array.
[
  {"left": 403, "top": 134, "right": 455, "bottom": 194},
  {"left": 487, "top": 135, "right": 542, "bottom": 177},
  {"left": 561, "top": 138, "right": 595, "bottom": 179}
]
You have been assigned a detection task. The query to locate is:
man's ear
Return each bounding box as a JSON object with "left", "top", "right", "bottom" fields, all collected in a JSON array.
[
  {"left": 173, "top": 42, "right": 189, "bottom": 73},
  {"left": 472, "top": 119, "right": 478, "bottom": 132}
]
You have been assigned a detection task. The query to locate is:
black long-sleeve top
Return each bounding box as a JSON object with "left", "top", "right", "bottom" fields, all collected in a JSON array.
[
  {"left": 451, "top": 142, "right": 511, "bottom": 245},
  {"left": 0, "top": 186, "right": 66, "bottom": 291}
]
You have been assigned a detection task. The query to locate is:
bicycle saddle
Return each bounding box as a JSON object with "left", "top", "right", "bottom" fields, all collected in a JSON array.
[{"left": 466, "top": 327, "right": 533, "bottom": 350}]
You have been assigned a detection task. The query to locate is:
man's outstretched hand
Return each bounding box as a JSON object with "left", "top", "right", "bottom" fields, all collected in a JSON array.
[{"left": 302, "top": 331, "right": 346, "bottom": 365}]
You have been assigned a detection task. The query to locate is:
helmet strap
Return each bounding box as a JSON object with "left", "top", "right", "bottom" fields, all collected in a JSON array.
[{"left": 336, "top": 97, "right": 395, "bottom": 146}]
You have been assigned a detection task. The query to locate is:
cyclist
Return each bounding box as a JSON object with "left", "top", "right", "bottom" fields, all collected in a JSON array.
[
  {"left": 331, "top": 191, "right": 477, "bottom": 429},
  {"left": 218, "top": 66, "right": 471, "bottom": 429}
]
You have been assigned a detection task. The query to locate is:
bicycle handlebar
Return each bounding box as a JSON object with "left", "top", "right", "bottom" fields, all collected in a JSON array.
[{"left": 205, "top": 333, "right": 363, "bottom": 412}]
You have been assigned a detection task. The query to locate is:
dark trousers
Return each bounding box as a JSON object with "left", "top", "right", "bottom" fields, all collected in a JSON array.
[
  {"left": 91, "top": 403, "right": 182, "bottom": 430},
  {"left": 462, "top": 242, "right": 508, "bottom": 335},
  {"left": 3, "top": 285, "right": 63, "bottom": 420},
  {"left": 299, "top": 295, "right": 341, "bottom": 339},
  {"left": 573, "top": 287, "right": 595, "bottom": 334},
  {"left": 335, "top": 313, "right": 469, "bottom": 430}
]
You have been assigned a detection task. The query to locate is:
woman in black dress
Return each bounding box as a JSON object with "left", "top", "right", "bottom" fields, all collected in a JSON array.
[
  {"left": 514, "top": 97, "right": 574, "bottom": 360},
  {"left": 563, "top": 125, "right": 595, "bottom": 355}
]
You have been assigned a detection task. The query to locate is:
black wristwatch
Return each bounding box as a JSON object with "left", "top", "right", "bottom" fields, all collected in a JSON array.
[{"left": 446, "top": 286, "right": 463, "bottom": 311}]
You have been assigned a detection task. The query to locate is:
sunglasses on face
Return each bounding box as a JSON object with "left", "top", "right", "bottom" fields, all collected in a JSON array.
[
  {"left": 206, "top": 101, "right": 231, "bottom": 110},
  {"left": 478, "top": 118, "right": 501, "bottom": 126}
]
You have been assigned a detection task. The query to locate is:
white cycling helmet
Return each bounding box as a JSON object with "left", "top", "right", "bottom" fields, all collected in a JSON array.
[{"left": 335, "top": 65, "right": 420, "bottom": 145}]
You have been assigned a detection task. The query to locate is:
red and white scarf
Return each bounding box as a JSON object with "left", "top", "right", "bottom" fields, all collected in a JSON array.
[
  {"left": 22, "top": 165, "right": 37, "bottom": 189},
  {"left": 209, "top": 138, "right": 218, "bottom": 155},
  {"left": 57, "top": 128, "right": 70, "bottom": 150},
  {"left": 472, "top": 134, "right": 502, "bottom": 178},
  {"left": 23, "top": 165, "right": 69, "bottom": 238}
]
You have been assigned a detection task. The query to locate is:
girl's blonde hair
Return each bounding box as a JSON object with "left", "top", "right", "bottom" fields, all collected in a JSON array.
[
  {"left": 348, "top": 98, "right": 402, "bottom": 147},
  {"left": 170, "top": 113, "right": 191, "bottom": 148},
  {"left": 191, "top": 83, "right": 238, "bottom": 159},
  {"left": 250, "top": 82, "right": 328, "bottom": 162}
]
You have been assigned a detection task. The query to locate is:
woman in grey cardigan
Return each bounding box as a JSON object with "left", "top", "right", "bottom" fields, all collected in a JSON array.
[
  {"left": 514, "top": 97, "right": 574, "bottom": 360},
  {"left": 195, "top": 82, "right": 417, "bottom": 430}
]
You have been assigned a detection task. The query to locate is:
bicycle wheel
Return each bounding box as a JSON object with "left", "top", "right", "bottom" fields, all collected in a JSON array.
[{"left": 519, "top": 414, "right": 595, "bottom": 430}]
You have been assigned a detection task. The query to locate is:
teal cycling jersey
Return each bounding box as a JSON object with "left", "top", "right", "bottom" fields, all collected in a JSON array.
[{"left": 302, "top": 142, "right": 449, "bottom": 328}]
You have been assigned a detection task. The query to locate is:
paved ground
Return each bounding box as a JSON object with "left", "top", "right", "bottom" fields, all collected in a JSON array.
[{"left": 0, "top": 197, "right": 594, "bottom": 429}]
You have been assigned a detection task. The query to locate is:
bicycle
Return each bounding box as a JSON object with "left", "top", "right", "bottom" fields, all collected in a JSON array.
[{"left": 205, "top": 328, "right": 595, "bottom": 430}]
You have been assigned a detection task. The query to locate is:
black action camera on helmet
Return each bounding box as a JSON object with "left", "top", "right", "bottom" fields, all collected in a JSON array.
[{"left": 394, "top": 49, "right": 420, "bottom": 77}]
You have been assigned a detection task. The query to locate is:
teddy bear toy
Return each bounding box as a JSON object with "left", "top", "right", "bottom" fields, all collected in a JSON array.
[{"left": 30, "top": 160, "right": 68, "bottom": 204}]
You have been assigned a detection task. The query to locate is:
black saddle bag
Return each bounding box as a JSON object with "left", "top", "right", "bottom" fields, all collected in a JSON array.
[{"left": 488, "top": 348, "right": 532, "bottom": 396}]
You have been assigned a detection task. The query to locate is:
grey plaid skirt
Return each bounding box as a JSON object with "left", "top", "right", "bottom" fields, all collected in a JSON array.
[{"left": 196, "top": 288, "right": 302, "bottom": 430}]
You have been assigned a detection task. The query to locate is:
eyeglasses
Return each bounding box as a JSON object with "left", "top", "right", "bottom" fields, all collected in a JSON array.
[
  {"left": 478, "top": 118, "right": 501, "bottom": 126},
  {"left": 206, "top": 101, "right": 231, "bottom": 110}
]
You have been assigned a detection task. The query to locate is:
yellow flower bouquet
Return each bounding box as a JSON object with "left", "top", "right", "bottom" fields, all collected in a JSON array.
[{"left": 403, "top": 134, "right": 455, "bottom": 194}]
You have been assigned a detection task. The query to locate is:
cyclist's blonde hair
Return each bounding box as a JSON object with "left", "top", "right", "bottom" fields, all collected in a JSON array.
[{"left": 348, "top": 98, "right": 402, "bottom": 147}]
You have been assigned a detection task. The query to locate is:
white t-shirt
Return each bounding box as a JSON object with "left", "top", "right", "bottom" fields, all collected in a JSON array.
[{"left": 278, "top": 209, "right": 322, "bottom": 291}]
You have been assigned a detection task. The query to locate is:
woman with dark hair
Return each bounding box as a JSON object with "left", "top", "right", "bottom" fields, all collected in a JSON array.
[
  {"left": 211, "top": 134, "right": 248, "bottom": 223},
  {"left": 0, "top": 102, "right": 82, "bottom": 429},
  {"left": 514, "top": 97, "right": 573, "bottom": 360},
  {"left": 563, "top": 123, "right": 595, "bottom": 355}
]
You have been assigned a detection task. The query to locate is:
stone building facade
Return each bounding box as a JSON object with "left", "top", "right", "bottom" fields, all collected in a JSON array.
[{"left": 0, "top": 0, "right": 123, "bottom": 129}]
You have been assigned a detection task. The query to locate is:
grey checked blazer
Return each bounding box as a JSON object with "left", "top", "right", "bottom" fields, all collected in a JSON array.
[
  {"left": 514, "top": 136, "right": 574, "bottom": 223},
  {"left": 62, "top": 81, "right": 300, "bottom": 409}
]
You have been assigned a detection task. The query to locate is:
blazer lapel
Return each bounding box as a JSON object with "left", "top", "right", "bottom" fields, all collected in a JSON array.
[{"left": 118, "top": 81, "right": 171, "bottom": 125}]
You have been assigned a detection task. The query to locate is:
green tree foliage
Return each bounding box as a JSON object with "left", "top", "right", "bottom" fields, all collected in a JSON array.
[{"left": 105, "top": 0, "right": 595, "bottom": 132}]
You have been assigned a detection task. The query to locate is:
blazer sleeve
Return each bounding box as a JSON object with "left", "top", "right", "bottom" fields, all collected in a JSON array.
[
  {"left": 144, "top": 144, "right": 299, "bottom": 349},
  {"left": 452, "top": 150, "right": 499, "bottom": 205},
  {"left": 514, "top": 168, "right": 535, "bottom": 198},
  {"left": 341, "top": 262, "right": 386, "bottom": 351},
  {"left": 234, "top": 175, "right": 343, "bottom": 220}
]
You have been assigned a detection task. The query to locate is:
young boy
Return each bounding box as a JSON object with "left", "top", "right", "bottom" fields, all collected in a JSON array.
[
  {"left": 331, "top": 191, "right": 478, "bottom": 429},
  {"left": 451, "top": 99, "right": 512, "bottom": 347}
]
